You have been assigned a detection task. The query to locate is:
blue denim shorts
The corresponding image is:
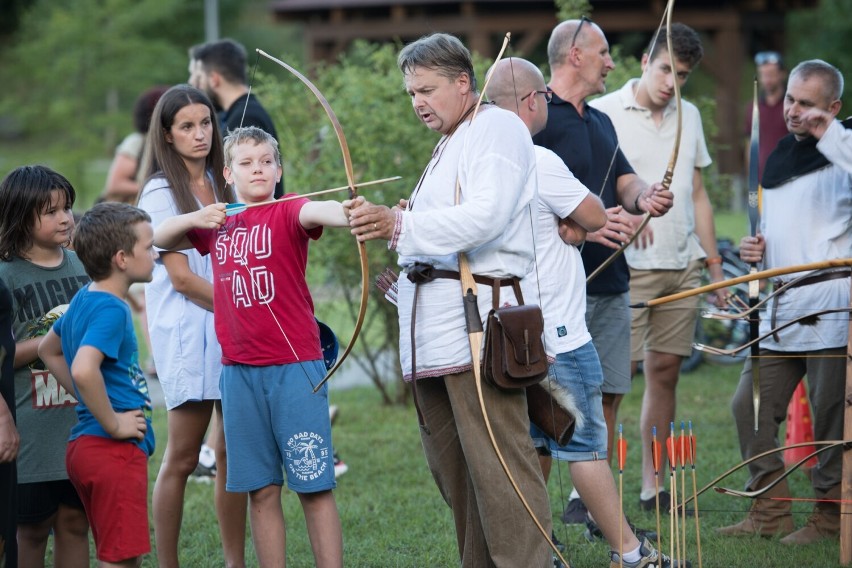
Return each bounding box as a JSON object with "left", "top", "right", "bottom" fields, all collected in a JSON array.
[
  {"left": 530, "top": 341, "right": 608, "bottom": 461},
  {"left": 220, "top": 360, "right": 336, "bottom": 494}
]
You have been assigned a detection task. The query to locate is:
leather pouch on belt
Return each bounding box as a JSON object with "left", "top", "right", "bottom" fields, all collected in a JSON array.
[{"left": 482, "top": 304, "right": 548, "bottom": 390}]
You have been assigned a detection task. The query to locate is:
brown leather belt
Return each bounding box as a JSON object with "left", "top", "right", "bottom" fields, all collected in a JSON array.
[
  {"left": 406, "top": 263, "right": 523, "bottom": 433},
  {"left": 770, "top": 269, "right": 851, "bottom": 340}
]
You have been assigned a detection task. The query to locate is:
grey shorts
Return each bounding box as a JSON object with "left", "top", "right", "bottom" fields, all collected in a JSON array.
[{"left": 585, "top": 292, "right": 631, "bottom": 395}]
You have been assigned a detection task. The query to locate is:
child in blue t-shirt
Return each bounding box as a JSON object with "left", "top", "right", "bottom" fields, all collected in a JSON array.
[{"left": 39, "top": 202, "right": 158, "bottom": 566}]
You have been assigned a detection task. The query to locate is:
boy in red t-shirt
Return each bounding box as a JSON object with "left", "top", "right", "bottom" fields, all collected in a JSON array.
[{"left": 154, "top": 126, "right": 358, "bottom": 567}]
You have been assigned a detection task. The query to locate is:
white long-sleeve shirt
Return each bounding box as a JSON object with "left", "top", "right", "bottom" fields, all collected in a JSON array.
[
  {"left": 761, "top": 132, "right": 852, "bottom": 351},
  {"left": 393, "top": 107, "right": 537, "bottom": 380}
]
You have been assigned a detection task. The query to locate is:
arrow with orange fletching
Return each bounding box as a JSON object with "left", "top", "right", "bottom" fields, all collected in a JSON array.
[
  {"left": 678, "top": 422, "right": 688, "bottom": 565},
  {"left": 617, "top": 424, "right": 627, "bottom": 568},
  {"left": 687, "top": 421, "right": 703, "bottom": 568},
  {"left": 223, "top": 176, "right": 401, "bottom": 216},
  {"left": 651, "top": 426, "right": 663, "bottom": 556},
  {"left": 666, "top": 423, "right": 680, "bottom": 566}
]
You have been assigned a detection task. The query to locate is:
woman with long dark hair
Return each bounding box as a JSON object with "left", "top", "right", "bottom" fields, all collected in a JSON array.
[{"left": 137, "top": 84, "right": 245, "bottom": 568}]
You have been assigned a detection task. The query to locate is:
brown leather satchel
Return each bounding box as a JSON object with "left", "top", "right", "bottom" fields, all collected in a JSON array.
[{"left": 482, "top": 281, "right": 548, "bottom": 391}]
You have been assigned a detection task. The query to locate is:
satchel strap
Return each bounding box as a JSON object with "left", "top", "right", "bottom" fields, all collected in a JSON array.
[{"left": 492, "top": 277, "right": 524, "bottom": 310}]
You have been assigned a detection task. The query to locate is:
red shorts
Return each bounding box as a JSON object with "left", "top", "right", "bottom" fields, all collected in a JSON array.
[{"left": 66, "top": 436, "right": 150, "bottom": 563}]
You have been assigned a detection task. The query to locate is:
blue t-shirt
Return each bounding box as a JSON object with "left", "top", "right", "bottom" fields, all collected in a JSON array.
[
  {"left": 54, "top": 284, "right": 155, "bottom": 456},
  {"left": 533, "top": 94, "right": 635, "bottom": 295}
]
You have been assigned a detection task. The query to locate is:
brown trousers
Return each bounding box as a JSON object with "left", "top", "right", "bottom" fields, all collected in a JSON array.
[{"left": 416, "top": 370, "right": 553, "bottom": 568}]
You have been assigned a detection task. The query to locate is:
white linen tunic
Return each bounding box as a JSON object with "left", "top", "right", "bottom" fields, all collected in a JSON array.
[
  {"left": 817, "top": 119, "right": 852, "bottom": 173},
  {"left": 760, "top": 148, "right": 852, "bottom": 351},
  {"left": 394, "top": 107, "right": 537, "bottom": 380}
]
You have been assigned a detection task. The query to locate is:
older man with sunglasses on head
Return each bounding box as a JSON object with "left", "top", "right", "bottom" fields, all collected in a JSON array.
[{"left": 532, "top": 17, "right": 673, "bottom": 528}]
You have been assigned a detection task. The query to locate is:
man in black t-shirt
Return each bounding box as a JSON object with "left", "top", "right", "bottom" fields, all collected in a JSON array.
[
  {"left": 533, "top": 18, "right": 672, "bottom": 525},
  {"left": 189, "top": 38, "right": 284, "bottom": 198}
]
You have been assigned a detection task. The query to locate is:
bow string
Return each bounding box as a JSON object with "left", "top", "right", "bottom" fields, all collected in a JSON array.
[{"left": 255, "top": 49, "right": 370, "bottom": 392}]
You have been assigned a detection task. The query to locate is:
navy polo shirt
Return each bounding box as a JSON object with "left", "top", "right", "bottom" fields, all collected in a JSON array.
[{"left": 533, "top": 93, "right": 634, "bottom": 295}]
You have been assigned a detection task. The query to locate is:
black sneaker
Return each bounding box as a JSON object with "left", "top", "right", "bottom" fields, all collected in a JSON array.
[
  {"left": 561, "top": 496, "right": 588, "bottom": 524},
  {"left": 584, "top": 514, "right": 658, "bottom": 544},
  {"left": 189, "top": 462, "right": 216, "bottom": 484},
  {"left": 639, "top": 490, "right": 694, "bottom": 517},
  {"left": 609, "top": 536, "right": 691, "bottom": 567}
]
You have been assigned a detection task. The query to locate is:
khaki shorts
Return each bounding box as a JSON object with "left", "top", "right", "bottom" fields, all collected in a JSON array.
[{"left": 629, "top": 260, "right": 703, "bottom": 361}]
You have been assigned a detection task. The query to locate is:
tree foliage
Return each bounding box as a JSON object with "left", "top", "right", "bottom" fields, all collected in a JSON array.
[
  {"left": 0, "top": 0, "right": 240, "bottom": 193},
  {"left": 553, "top": 0, "right": 593, "bottom": 20},
  {"left": 786, "top": 0, "right": 852, "bottom": 113}
]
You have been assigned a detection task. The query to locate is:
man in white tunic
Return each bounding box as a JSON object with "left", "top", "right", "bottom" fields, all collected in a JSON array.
[
  {"left": 348, "top": 33, "right": 554, "bottom": 567},
  {"left": 718, "top": 59, "right": 851, "bottom": 544}
]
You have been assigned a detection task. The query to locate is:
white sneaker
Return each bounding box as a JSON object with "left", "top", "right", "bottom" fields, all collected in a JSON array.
[{"left": 333, "top": 453, "right": 348, "bottom": 478}]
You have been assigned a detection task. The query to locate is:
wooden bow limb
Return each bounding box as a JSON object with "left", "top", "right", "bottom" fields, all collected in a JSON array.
[
  {"left": 251, "top": 49, "right": 370, "bottom": 393},
  {"left": 630, "top": 258, "right": 852, "bottom": 309},
  {"left": 693, "top": 307, "right": 852, "bottom": 357},
  {"left": 713, "top": 443, "right": 841, "bottom": 499},
  {"left": 701, "top": 268, "right": 842, "bottom": 321},
  {"left": 455, "top": 33, "right": 571, "bottom": 567},
  {"left": 585, "top": 214, "right": 650, "bottom": 283},
  {"left": 224, "top": 176, "right": 402, "bottom": 216},
  {"left": 681, "top": 439, "right": 851, "bottom": 508}
]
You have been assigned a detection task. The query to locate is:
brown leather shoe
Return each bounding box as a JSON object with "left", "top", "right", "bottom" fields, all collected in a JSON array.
[
  {"left": 780, "top": 486, "right": 840, "bottom": 545},
  {"left": 716, "top": 471, "right": 794, "bottom": 537},
  {"left": 779, "top": 521, "right": 833, "bottom": 545},
  {"left": 716, "top": 511, "right": 795, "bottom": 537}
]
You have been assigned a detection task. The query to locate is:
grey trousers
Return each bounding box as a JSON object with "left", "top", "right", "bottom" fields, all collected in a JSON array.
[
  {"left": 416, "top": 371, "right": 553, "bottom": 568},
  {"left": 732, "top": 347, "right": 845, "bottom": 493}
]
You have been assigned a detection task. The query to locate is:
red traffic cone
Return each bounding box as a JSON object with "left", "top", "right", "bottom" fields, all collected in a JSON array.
[{"left": 784, "top": 381, "right": 817, "bottom": 471}]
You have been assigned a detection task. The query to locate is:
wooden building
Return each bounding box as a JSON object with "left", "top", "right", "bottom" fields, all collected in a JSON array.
[{"left": 269, "top": 0, "right": 818, "bottom": 176}]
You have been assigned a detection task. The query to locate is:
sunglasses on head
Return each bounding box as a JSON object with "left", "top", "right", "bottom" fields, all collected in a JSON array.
[
  {"left": 570, "top": 16, "right": 593, "bottom": 48},
  {"left": 755, "top": 51, "right": 782, "bottom": 66}
]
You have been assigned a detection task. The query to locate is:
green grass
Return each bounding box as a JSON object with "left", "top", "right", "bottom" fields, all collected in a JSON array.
[
  {"left": 714, "top": 210, "right": 749, "bottom": 245},
  {"left": 41, "top": 359, "right": 842, "bottom": 566},
  {"left": 107, "top": 359, "right": 841, "bottom": 567}
]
